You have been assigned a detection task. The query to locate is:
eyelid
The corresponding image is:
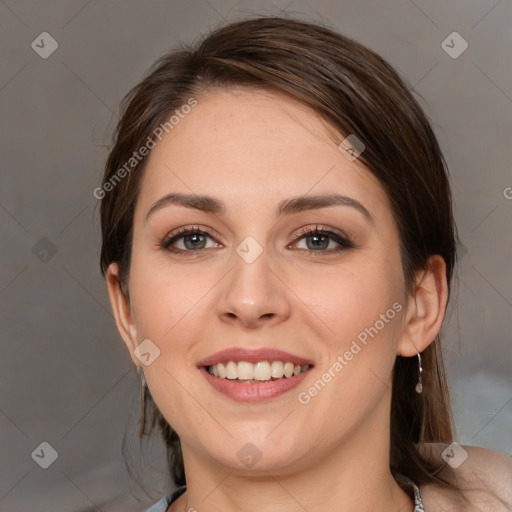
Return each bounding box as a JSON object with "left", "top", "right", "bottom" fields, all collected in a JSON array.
[{"left": 292, "top": 224, "right": 351, "bottom": 243}]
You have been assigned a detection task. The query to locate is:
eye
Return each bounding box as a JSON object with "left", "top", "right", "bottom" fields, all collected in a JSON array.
[
  {"left": 160, "top": 226, "right": 220, "bottom": 253},
  {"left": 291, "top": 225, "right": 354, "bottom": 253},
  {"left": 159, "top": 224, "right": 354, "bottom": 255}
]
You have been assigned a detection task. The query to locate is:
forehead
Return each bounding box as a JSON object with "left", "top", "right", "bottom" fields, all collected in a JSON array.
[{"left": 135, "top": 88, "right": 391, "bottom": 221}]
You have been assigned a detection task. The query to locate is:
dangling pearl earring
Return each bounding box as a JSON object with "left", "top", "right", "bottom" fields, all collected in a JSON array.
[{"left": 415, "top": 353, "right": 423, "bottom": 394}]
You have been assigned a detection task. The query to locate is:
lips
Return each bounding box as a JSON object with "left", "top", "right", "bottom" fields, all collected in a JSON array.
[{"left": 197, "top": 347, "right": 314, "bottom": 402}]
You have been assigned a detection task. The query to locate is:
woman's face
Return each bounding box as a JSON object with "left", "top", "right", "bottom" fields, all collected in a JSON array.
[{"left": 114, "top": 88, "right": 414, "bottom": 474}]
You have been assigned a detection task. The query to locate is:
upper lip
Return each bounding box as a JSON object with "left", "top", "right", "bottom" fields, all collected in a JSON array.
[{"left": 197, "top": 347, "right": 314, "bottom": 367}]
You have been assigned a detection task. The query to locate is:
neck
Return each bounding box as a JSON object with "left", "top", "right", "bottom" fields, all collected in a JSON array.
[{"left": 176, "top": 397, "right": 414, "bottom": 512}]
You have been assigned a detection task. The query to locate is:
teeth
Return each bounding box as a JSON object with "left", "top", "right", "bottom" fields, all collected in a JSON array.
[
  {"left": 226, "top": 361, "right": 238, "bottom": 379},
  {"left": 283, "top": 362, "right": 294, "bottom": 378},
  {"left": 237, "top": 361, "right": 253, "bottom": 380},
  {"left": 271, "top": 361, "right": 284, "bottom": 378},
  {"left": 207, "top": 361, "right": 310, "bottom": 381}
]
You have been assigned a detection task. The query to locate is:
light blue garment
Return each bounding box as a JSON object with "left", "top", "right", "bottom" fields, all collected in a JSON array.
[
  {"left": 145, "top": 486, "right": 186, "bottom": 512},
  {"left": 145, "top": 477, "right": 425, "bottom": 511}
]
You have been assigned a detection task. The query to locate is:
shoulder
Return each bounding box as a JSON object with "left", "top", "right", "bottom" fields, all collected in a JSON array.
[
  {"left": 419, "top": 443, "right": 512, "bottom": 512},
  {"left": 146, "top": 486, "right": 186, "bottom": 512}
]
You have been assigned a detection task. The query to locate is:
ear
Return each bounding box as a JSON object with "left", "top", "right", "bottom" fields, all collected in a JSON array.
[
  {"left": 106, "top": 263, "right": 141, "bottom": 367},
  {"left": 397, "top": 255, "right": 449, "bottom": 357}
]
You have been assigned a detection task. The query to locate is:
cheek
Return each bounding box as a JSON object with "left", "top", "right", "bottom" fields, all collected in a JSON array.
[
  {"left": 127, "top": 262, "right": 211, "bottom": 427},
  {"left": 299, "top": 259, "right": 405, "bottom": 403},
  {"left": 297, "top": 267, "right": 404, "bottom": 426},
  {"left": 128, "top": 250, "right": 214, "bottom": 342},
  {"left": 301, "top": 260, "right": 404, "bottom": 343}
]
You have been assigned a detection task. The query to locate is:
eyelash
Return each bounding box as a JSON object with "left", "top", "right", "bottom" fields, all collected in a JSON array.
[{"left": 159, "top": 225, "right": 354, "bottom": 256}]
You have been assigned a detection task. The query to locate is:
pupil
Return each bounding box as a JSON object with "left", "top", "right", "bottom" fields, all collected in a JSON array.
[
  {"left": 185, "top": 234, "right": 205, "bottom": 250},
  {"left": 308, "top": 234, "right": 328, "bottom": 250}
]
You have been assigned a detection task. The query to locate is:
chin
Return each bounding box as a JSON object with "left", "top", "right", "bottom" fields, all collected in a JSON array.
[{"left": 201, "top": 435, "right": 309, "bottom": 474}]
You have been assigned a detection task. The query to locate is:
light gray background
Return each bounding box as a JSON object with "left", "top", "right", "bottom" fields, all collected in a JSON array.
[{"left": 1, "top": 1, "right": 511, "bottom": 511}]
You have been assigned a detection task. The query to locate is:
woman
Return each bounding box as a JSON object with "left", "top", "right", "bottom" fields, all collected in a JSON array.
[{"left": 98, "top": 16, "right": 512, "bottom": 512}]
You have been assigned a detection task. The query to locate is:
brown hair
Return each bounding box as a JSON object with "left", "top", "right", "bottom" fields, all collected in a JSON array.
[{"left": 100, "top": 16, "right": 459, "bottom": 491}]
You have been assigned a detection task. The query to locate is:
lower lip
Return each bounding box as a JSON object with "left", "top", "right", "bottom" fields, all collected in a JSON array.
[{"left": 199, "top": 366, "right": 312, "bottom": 402}]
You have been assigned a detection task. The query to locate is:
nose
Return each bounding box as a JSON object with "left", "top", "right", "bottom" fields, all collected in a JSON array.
[{"left": 217, "top": 244, "right": 291, "bottom": 329}]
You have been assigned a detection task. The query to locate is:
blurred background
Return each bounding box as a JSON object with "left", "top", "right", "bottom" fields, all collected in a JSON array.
[{"left": 1, "top": 0, "right": 511, "bottom": 510}]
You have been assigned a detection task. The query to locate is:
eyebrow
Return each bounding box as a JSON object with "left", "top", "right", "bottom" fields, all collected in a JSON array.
[{"left": 145, "top": 192, "right": 374, "bottom": 223}]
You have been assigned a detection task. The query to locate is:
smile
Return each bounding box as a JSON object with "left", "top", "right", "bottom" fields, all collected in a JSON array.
[
  {"left": 207, "top": 360, "right": 311, "bottom": 382},
  {"left": 197, "top": 347, "right": 314, "bottom": 402}
]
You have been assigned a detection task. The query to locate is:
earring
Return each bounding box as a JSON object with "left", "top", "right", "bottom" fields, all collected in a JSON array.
[
  {"left": 136, "top": 366, "right": 148, "bottom": 436},
  {"left": 137, "top": 366, "right": 148, "bottom": 415},
  {"left": 137, "top": 366, "right": 147, "bottom": 388},
  {"left": 415, "top": 353, "right": 423, "bottom": 394}
]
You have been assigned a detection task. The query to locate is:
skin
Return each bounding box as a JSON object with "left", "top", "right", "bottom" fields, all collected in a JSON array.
[
  {"left": 107, "top": 88, "right": 453, "bottom": 512},
  {"left": 419, "top": 443, "right": 512, "bottom": 511}
]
